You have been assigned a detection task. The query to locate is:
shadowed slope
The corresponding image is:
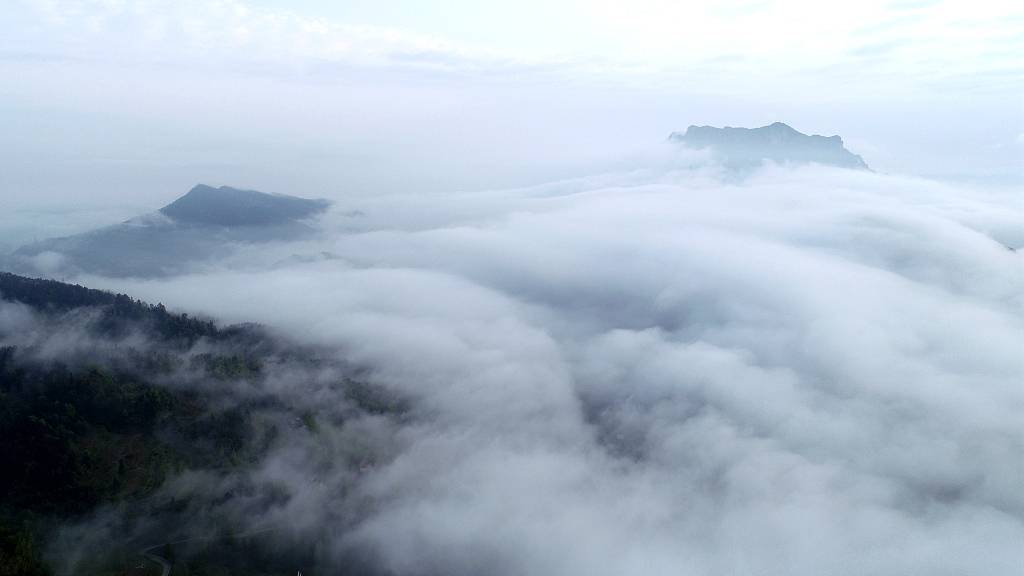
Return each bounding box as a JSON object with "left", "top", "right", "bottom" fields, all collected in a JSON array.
[
  {"left": 7, "top": 185, "right": 331, "bottom": 277},
  {"left": 159, "top": 184, "right": 330, "bottom": 227}
]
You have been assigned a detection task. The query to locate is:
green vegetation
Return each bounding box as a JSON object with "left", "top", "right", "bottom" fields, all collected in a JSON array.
[
  {"left": 0, "top": 272, "right": 406, "bottom": 575},
  {"left": 0, "top": 272, "right": 218, "bottom": 345},
  {"left": 0, "top": 274, "right": 280, "bottom": 574},
  {"left": 0, "top": 524, "right": 49, "bottom": 576}
]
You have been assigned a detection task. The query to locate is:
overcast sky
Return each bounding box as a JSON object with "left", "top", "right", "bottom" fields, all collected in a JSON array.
[{"left": 1, "top": 0, "right": 1021, "bottom": 222}]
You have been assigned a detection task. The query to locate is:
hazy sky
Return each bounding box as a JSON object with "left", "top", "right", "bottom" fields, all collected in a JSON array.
[{"left": 1, "top": 0, "right": 1021, "bottom": 222}]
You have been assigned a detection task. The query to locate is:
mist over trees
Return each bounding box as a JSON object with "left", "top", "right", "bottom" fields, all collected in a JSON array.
[{"left": 0, "top": 273, "right": 407, "bottom": 575}]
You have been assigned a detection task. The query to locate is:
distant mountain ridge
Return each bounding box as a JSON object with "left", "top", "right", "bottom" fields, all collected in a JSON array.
[
  {"left": 670, "top": 122, "right": 869, "bottom": 171},
  {"left": 160, "top": 184, "right": 330, "bottom": 227},
  {"left": 6, "top": 184, "right": 331, "bottom": 277}
]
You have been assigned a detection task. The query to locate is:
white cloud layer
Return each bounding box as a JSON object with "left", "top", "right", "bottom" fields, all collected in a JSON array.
[
  {"left": 11, "top": 0, "right": 1023, "bottom": 91},
  {"left": 78, "top": 163, "right": 1024, "bottom": 575}
]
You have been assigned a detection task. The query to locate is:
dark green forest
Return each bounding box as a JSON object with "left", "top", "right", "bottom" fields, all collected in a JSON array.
[{"left": 0, "top": 273, "right": 403, "bottom": 576}]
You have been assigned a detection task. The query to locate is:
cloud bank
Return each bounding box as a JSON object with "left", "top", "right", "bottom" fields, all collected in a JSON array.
[{"left": 64, "top": 161, "right": 1024, "bottom": 575}]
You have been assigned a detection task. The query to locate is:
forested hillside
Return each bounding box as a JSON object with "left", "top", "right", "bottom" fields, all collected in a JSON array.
[{"left": 0, "top": 273, "right": 405, "bottom": 576}]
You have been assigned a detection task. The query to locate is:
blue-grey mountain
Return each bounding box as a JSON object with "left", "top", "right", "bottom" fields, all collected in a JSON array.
[
  {"left": 160, "top": 184, "right": 330, "bottom": 226},
  {"left": 670, "top": 122, "right": 869, "bottom": 171},
  {"left": 7, "top": 185, "right": 330, "bottom": 277}
]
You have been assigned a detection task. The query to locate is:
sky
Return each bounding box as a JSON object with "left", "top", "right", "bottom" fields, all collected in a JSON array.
[{"left": 1, "top": 0, "right": 1021, "bottom": 233}]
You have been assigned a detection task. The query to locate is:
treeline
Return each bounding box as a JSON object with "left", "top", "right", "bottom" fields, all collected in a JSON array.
[{"left": 0, "top": 272, "right": 219, "bottom": 345}]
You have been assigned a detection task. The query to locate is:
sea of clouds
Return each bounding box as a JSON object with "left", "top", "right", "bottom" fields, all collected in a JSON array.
[{"left": 57, "top": 159, "right": 1024, "bottom": 575}]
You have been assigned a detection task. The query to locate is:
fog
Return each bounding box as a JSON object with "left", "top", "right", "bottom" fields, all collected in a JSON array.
[
  {"left": 56, "top": 161, "right": 1019, "bottom": 575},
  {"left": 3, "top": 1, "right": 1023, "bottom": 574}
]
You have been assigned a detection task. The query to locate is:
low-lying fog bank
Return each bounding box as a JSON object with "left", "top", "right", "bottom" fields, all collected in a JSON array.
[{"left": 61, "top": 163, "right": 1024, "bottom": 575}]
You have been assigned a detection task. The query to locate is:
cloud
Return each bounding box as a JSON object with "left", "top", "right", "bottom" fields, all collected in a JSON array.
[
  {"left": 9, "top": 0, "right": 1023, "bottom": 97},
  {"left": 9, "top": 0, "right": 526, "bottom": 74},
  {"left": 62, "top": 161, "right": 1024, "bottom": 575}
]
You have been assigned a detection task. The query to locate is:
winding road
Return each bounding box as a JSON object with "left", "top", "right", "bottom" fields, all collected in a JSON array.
[
  {"left": 141, "top": 545, "right": 172, "bottom": 576},
  {"left": 139, "top": 526, "right": 280, "bottom": 576}
]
